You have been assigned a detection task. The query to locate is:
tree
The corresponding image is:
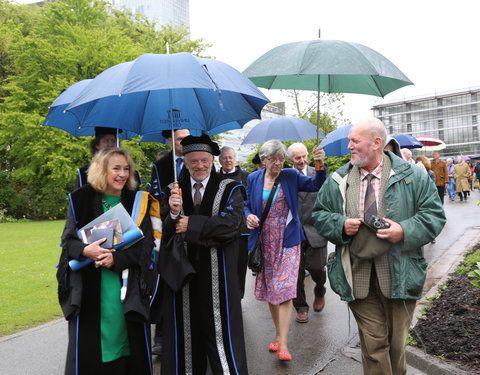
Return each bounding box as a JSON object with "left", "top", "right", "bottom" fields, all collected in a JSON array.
[
  {"left": 0, "top": 0, "right": 209, "bottom": 219},
  {"left": 282, "top": 90, "right": 351, "bottom": 170}
]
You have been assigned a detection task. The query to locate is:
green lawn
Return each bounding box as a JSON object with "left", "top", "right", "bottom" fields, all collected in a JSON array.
[{"left": 0, "top": 220, "right": 65, "bottom": 336}]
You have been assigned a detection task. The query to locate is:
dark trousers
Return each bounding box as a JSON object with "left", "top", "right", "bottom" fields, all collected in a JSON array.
[
  {"left": 237, "top": 236, "right": 249, "bottom": 298},
  {"left": 436, "top": 186, "right": 445, "bottom": 205},
  {"left": 293, "top": 240, "right": 327, "bottom": 313}
]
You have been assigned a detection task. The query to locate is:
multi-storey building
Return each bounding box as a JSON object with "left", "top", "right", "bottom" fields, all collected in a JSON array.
[
  {"left": 372, "top": 87, "right": 480, "bottom": 157},
  {"left": 111, "top": 0, "right": 189, "bottom": 29}
]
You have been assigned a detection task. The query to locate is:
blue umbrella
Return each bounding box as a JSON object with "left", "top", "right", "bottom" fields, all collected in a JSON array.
[
  {"left": 42, "top": 79, "right": 137, "bottom": 139},
  {"left": 320, "top": 124, "right": 352, "bottom": 156},
  {"left": 390, "top": 133, "right": 423, "bottom": 149},
  {"left": 241, "top": 116, "right": 324, "bottom": 144},
  {"left": 64, "top": 53, "right": 269, "bottom": 137},
  {"left": 138, "top": 129, "right": 203, "bottom": 144}
]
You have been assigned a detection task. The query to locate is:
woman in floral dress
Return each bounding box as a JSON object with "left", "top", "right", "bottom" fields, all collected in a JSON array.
[{"left": 245, "top": 140, "right": 326, "bottom": 362}]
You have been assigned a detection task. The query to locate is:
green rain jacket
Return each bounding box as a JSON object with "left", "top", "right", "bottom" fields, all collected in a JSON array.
[{"left": 312, "top": 151, "right": 446, "bottom": 302}]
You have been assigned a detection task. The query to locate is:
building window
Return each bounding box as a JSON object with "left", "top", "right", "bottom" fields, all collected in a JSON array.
[
  {"left": 407, "top": 123, "right": 412, "bottom": 133},
  {"left": 473, "top": 115, "right": 478, "bottom": 125}
]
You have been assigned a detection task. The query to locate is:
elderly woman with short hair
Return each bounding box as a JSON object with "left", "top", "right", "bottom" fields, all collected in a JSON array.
[
  {"left": 244, "top": 139, "right": 326, "bottom": 362},
  {"left": 59, "top": 147, "right": 155, "bottom": 375}
]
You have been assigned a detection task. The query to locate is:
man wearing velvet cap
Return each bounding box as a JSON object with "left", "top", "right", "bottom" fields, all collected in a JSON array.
[{"left": 158, "top": 134, "right": 249, "bottom": 374}]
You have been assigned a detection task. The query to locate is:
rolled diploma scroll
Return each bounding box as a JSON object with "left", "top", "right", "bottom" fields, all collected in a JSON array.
[{"left": 69, "top": 227, "right": 144, "bottom": 271}]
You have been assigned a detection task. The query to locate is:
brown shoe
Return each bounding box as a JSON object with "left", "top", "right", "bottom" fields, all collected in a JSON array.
[
  {"left": 313, "top": 296, "right": 325, "bottom": 312},
  {"left": 295, "top": 311, "right": 309, "bottom": 323}
]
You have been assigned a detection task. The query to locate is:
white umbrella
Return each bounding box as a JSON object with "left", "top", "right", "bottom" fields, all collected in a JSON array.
[{"left": 416, "top": 135, "right": 446, "bottom": 151}]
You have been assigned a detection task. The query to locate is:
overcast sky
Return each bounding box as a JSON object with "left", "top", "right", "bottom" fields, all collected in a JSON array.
[
  {"left": 190, "top": 0, "right": 480, "bottom": 121},
  {"left": 13, "top": 0, "right": 480, "bottom": 122}
]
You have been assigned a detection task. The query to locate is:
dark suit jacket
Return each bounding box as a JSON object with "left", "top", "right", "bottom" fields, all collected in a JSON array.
[
  {"left": 219, "top": 166, "right": 249, "bottom": 186},
  {"left": 298, "top": 166, "right": 327, "bottom": 248},
  {"left": 149, "top": 151, "right": 188, "bottom": 198}
]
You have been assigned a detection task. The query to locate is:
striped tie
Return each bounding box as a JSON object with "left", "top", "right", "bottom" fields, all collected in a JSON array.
[
  {"left": 193, "top": 182, "right": 202, "bottom": 207},
  {"left": 364, "top": 174, "right": 377, "bottom": 221}
]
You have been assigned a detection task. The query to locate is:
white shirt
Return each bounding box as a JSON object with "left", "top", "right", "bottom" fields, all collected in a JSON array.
[
  {"left": 170, "top": 175, "right": 211, "bottom": 219},
  {"left": 190, "top": 175, "right": 210, "bottom": 201},
  {"left": 221, "top": 167, "right": 236, "bottom": 174}
]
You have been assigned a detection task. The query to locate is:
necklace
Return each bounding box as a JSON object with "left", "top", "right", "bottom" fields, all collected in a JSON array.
[{"left": 102, "top": 199, "right": 114, "bottom": 210}]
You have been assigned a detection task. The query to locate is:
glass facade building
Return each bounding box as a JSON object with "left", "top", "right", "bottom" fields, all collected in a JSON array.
[
  {"left": 111, "top": 0, "right": 189, "bottom": 29},
  {"left": 372, "top": 87, "right": 480, "bottom": 157}
]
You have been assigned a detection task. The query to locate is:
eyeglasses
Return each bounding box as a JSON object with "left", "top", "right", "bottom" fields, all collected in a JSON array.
[{"left": 266, "top": 156, "right": 285, "bottom": 163}]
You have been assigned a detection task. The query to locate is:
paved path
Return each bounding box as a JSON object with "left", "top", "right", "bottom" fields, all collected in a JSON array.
[{"left": 1, "top": 193, "right": 479, "bottom": 374}]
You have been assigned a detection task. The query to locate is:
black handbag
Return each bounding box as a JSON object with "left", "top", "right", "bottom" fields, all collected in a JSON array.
[{"left": 248, "top": 174, "right": 281, "bottom": 272}]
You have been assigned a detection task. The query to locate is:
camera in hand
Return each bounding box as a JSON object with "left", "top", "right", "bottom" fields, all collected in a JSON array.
[{"left": 364, "top": 215, "right": 391, "bottom": 232}]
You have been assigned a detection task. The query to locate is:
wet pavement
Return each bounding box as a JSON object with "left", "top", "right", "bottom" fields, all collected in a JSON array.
[{"left": 1, "top": 192, "right": 479, "bottom": 374}]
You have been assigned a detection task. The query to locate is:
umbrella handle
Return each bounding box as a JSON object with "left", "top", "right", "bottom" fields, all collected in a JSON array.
[{"left": 315, "top": 160, "right": 325, "bottom": 171}]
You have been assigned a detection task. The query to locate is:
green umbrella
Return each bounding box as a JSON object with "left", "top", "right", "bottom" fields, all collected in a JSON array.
[{"left": 243, "top": 39, "right": 413, "bottom": 139}]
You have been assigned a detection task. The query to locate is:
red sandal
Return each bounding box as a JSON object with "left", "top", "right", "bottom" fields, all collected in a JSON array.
[
  {"left": 278, "top": 350, "right": 292, "bottom": 361},
  {"left": 268, "top": 339, "right": 279, "bottom": 352}
]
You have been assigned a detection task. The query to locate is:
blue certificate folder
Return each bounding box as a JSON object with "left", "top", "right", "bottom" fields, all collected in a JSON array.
[
  {"left": 91, "top": 228, "right": 114, "bottom": 249},
  {"left": 69, "top": 203, "right": 144, "bottom": 271}
]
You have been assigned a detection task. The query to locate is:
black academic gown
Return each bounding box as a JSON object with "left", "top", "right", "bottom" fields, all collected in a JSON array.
[
  {"left": 59, "top": 185, "right": 154, "bottom": 375},
  {"left": 218, "top": 167, "right": 250, "bottom": 298},
  {"left": 159, "top": 173, "right": 248, "bottom": 375}
]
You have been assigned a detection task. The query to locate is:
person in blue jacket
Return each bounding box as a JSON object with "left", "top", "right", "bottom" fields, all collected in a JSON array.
[{"left": 244, "top": 139, "right": 326, "bottom": 362}]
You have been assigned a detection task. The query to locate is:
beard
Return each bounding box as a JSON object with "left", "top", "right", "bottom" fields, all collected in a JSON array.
[{"left": 351, "top": 153, "right": 370, "bottom": 167}]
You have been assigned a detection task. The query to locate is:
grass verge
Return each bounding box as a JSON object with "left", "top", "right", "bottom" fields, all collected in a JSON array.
[
  {"left": 0, "top": 220, "right": 65, "bottom": 336},
  {"left": 455, "top": 247, "right": 480, "bottom": 275}
]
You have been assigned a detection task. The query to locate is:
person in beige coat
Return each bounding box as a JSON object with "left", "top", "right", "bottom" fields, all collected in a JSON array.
[{"left": 453, "top": 155, "right": 471, "bottom": 201}]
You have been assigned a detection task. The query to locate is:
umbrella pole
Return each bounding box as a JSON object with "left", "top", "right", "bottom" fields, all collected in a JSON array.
[
  {"left": 170, "top": 88, "right": 178, "bottom": 185},
  {"left": 315, "top": 87, "right": 323, "bottom": 171},
  {"left": 316, "top": 87, "right": 320, "bottom": 143},
  {"left": 165, "top": 42, "right": 179, "bottom": 186}
]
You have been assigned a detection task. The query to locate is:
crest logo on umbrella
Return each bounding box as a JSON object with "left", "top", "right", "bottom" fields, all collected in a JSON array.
[{"left": 159, "top": 109, "right": 190, "bottom": 126}]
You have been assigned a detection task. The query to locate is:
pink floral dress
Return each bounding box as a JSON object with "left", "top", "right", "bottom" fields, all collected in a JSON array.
[{"left": 254, "top": 187, "right": 301, "bottom": 305}]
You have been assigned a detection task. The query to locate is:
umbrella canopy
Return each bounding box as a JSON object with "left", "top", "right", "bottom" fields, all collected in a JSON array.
[
  {"left": 42, "top": 80, "right": 137, "bottom": 139},
  {"left": 139, "top": 128, "right": 203, "bottom": 144},
  {"left": 64, "top": 53, "right": 269, "bottom": 137},
  {"left": 416, "top": 135, "right": 446, "bottom": 151},
  {"left": 241, "top": 116, "right": 324, "bottom": 144},
  {"left": 244, "top": 39, "right": 413, "bottom": 97},
  {"left": 390, "top": 134, "right": 423, "bottom": 149},
  {"left": 320, "top": 124, "right": 352, "bottom": 157},
  {"left": 244, "top": 39, "right": 413, "bottom": 144}
]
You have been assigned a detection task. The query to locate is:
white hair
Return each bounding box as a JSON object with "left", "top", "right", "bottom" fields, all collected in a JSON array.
[
  {"left": 286, "top": 142, "right": 308, "bottom": 159},
  {"left": 219, "top": 146, "right": 236, "bottom": 158},
  {"left": 259, "top": 139, "right": 287, "bottom": 161}
]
